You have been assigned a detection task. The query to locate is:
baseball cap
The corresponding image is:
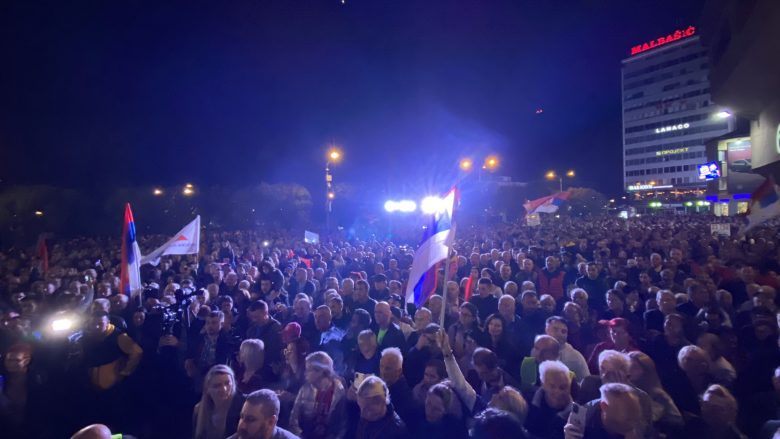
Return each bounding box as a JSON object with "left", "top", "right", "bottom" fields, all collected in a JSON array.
[
  {"left": 281, "top": 322, "right": 302, "bottom": 344},
  {"left": 598, "top": 317, "right": 630, "bottom": 330}
]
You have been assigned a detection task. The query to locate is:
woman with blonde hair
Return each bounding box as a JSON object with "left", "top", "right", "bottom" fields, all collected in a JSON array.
[
  {"left": 235, "top": 339, "right": 274, "bottom": 394},
  {"left": 192, "top": 365, "right": 245, "bottom": 439},
  {"left": 289, "top": 351, "right": 347, "bottom": 439},
  {"left": 627, "top": 351, "right": 683, "bottom": 434}
]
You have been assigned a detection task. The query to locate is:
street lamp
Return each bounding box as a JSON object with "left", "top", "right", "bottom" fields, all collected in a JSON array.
[
  {"left": 459, "top": 158, "right": 473, "bottom": 172},
  {"left": 545, "top": 169, "right": 575, "bottom": 192},
  {"left": 153, "top": 188, "right": 163, "bottom": 196},
  {"left": 483, "top": 156, "right": 499, "bottom": 171},
  {"left": 325, "top": 147, "right": 343, "bottom": 231},
  {"left": 182, "top": 186, "right": 194, "bottom": 196}
]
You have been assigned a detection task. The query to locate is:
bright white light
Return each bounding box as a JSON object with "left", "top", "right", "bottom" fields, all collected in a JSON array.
[
  {"left": 385, "top": 200, "right": 417, "bottom": 213},
  {"left": 420, "top": 196, "right": 444, "bottom": 215},
  {"left": 715, "top": 110, "right": 732, "bottom": 119},
  {"left": 262, "top": 241, "right": 270, "bottom": 247},
  {"left": 398, "top": 200, "right": 417, "bottom": 213},
  {"left": 51, "top": 318, "right": 74, "bottom": 332}
]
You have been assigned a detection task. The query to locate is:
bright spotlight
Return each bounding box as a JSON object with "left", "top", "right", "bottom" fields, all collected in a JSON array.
[
  {"left": 262, "top": 240, "right": 270, "bottom": 247},
  {"left": 385, "top": 200, "right": 416, "bottom": 213},
  {"left": 420, "top": 196, "right": 444, "bottom": 215},
  {"left": 715, "top": 110, "right": 732, "bottom": 119},
  {"left": 51, "top": 317, "right": 75, "bottom": 332},
  {"left": 398, "top": 200, "right": 417, "bottom": 213}
]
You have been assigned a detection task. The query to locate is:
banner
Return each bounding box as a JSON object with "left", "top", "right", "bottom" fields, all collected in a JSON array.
[
  {"left": 140, "top": 216, "right": 201, "bottom": 266},
  {"left": 710, "top": 224, "right": 731, "bottom": 237},
  {"left": 304, "top": 230, "right": 320, "bottom": 244}
]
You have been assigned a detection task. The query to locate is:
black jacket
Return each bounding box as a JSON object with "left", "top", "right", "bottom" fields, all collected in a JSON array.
[
  {"left": 375, "top": 323, "right": 407, "bottom": 353},
  {"left": 186, "top": 331, "right": 235, "bottom": 372},
  {"left": 525, "top": 388, "right": 572, "bottom": 439},
  {"left": 353, "top": 404, "right": 408, "bottom": 439}
]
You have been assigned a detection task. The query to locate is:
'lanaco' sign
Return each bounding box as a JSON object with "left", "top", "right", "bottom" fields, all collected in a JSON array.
[
  {"left": 631, "top": 26, "right": 696, "bottom": 56},
  {"left": 655, "top": 123, "right": 690, "bottom": 134}
]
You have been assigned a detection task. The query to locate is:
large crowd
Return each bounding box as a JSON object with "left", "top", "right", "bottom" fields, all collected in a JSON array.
[{"left": 1, "top": 215, "right": 779, "bottom": 439}]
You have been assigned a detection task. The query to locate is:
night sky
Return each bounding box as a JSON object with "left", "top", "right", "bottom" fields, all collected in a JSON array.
[{"left": 0, "top": 0, "right": 706, "bottom": 197}]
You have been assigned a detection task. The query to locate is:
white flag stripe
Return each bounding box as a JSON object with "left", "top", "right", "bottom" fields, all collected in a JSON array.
[
  {"left": 129, "top": 241, "right": 143, "bottom": 297},
  {"left": 404, "top": 228, "right": 452, "bottom": 304}
]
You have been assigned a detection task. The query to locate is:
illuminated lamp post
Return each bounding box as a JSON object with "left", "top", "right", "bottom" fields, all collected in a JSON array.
[
  {"left": 545, "top": 169, "right": 575, "bottom": 192},
  {"left": 325, "top": 147, "right": 342, "bottom": 231}
]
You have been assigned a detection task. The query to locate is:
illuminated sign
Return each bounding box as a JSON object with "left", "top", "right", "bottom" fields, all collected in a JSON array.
[
  {"left": 655, "top": 123, "right": 690, "bottom": 134},
  {"left": 656, "top": 147, "right": 689, "bottom": 156},
  {"left": 627, "top": 184, "right": 674, "bottom": 191},
  {"left": 631, "top": 26, "right": 696, "bottom": 56}
]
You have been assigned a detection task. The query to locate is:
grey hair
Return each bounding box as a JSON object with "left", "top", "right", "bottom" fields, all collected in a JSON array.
[
  {"left": 381, "top": 347, "right": 403, "bottom": 366},
  {"left": 539, "top": 360, "right": 571, "bottom": 384},
  {"left": 598, "top": 350, "right": 630, "bottom": 372},
  {"left": 357, "top": 375, "right": 390, "bottom": 404}
]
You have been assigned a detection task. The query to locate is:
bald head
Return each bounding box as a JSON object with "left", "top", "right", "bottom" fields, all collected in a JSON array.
[
  {"left": 71, "top": 424, "right": 112, "bottom": 439},
  {"left": 532, "top": 335, "right": 560, "bottom": 362},
  {"left": 374, "top": 301, "right": 392, "bottom": 328}
]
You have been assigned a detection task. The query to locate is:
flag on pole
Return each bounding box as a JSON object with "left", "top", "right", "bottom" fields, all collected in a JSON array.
[
  {"left": 742, "top": 176, "right": 780, "bottom": 233},
  {"left": 523, "top": 191, "right": 571, "bottom": 215},
  {"left": 405, "top": 188, "right": 457, "bottom": 307},
  {"left": 140, "top": 216, "right": 201, "bottom": 266},
  {"left": 120, "top": 203, "right": 143, "bottom": 297}
]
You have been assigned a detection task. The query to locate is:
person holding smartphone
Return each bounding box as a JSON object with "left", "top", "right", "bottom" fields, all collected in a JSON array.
[{"left": 563, "top": 383, "right": 643, "bottom": 439}]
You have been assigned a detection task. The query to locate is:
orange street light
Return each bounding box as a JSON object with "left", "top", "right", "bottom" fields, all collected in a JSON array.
[
  {"left": 545, "top": 170, "right": 557, "bottom": 180},
  {"left": 183, "top": 187, "right": 194, "bottom": 196},
  {"left": 566, "top": 169, "right": 576, "bottom": 178},
  {"left": 459, "top": 158, "right": 473, "bottom": 171},
  {"left": 327, "top": 148, "right": 342, "bottom": 163},
  {"left": 484, "top": 155, "right": 499, "bottom": 171},
  {"left": 153, "top": 188, "right": 163, "bottom": 196}
]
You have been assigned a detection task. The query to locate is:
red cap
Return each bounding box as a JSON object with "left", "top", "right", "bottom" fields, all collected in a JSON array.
[
  {"left": 281, "top": 322, "right": 302, "bottom": 344},
  {"left": 598, "top": 317, "right": 630, "bottom": 329}
]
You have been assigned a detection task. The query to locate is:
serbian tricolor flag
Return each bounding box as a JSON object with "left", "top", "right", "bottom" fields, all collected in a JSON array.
[
  {"left": 120, "top": 203, "right": 143, "bottom": 297},
  {"left": 405, "top": 188, "right": 457, "bottom": 307},
  {"left": 742, "top": 176, "right": 780, "bottom": 233},
  {"left": 36, "top": 235, "right": 49, "bottom": 274},
  {"left": 523, "top": 191, "right": 571, "bottom": 215}
]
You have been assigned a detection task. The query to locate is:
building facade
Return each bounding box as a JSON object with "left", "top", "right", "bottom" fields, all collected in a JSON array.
[
  {"left": 701, "top": 0, "right": 780, "bottom": 180},
  {"left": 621, "top": 27, "right": 735, "bottom": 199}
]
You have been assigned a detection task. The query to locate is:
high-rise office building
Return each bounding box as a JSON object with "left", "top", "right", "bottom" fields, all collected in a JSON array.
[{"left": 621, "top": 26, "right": 735, "bottom": 195}]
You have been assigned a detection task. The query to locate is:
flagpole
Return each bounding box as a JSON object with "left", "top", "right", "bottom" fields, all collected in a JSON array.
[{"left": 440, "top": 222, "right": 456, "bottom": 328}]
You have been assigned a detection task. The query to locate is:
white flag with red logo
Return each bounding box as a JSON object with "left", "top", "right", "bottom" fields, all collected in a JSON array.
[{"left": 140, "top": 216, "right": 201, "bottom": 266}]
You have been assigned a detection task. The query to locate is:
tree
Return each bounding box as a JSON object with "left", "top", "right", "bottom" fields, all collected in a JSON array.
[{"left": 565, "top": 187, "right": 608, "bottom": 217}]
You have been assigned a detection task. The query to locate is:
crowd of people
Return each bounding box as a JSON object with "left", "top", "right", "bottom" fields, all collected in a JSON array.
[{"left": 1, "top": 214, "right": 779, "bottom": 439}]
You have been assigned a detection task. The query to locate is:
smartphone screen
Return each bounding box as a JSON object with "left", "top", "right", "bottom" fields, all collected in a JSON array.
[{"left": 569, "top": 402, "right": 587, "bottom": 428}]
